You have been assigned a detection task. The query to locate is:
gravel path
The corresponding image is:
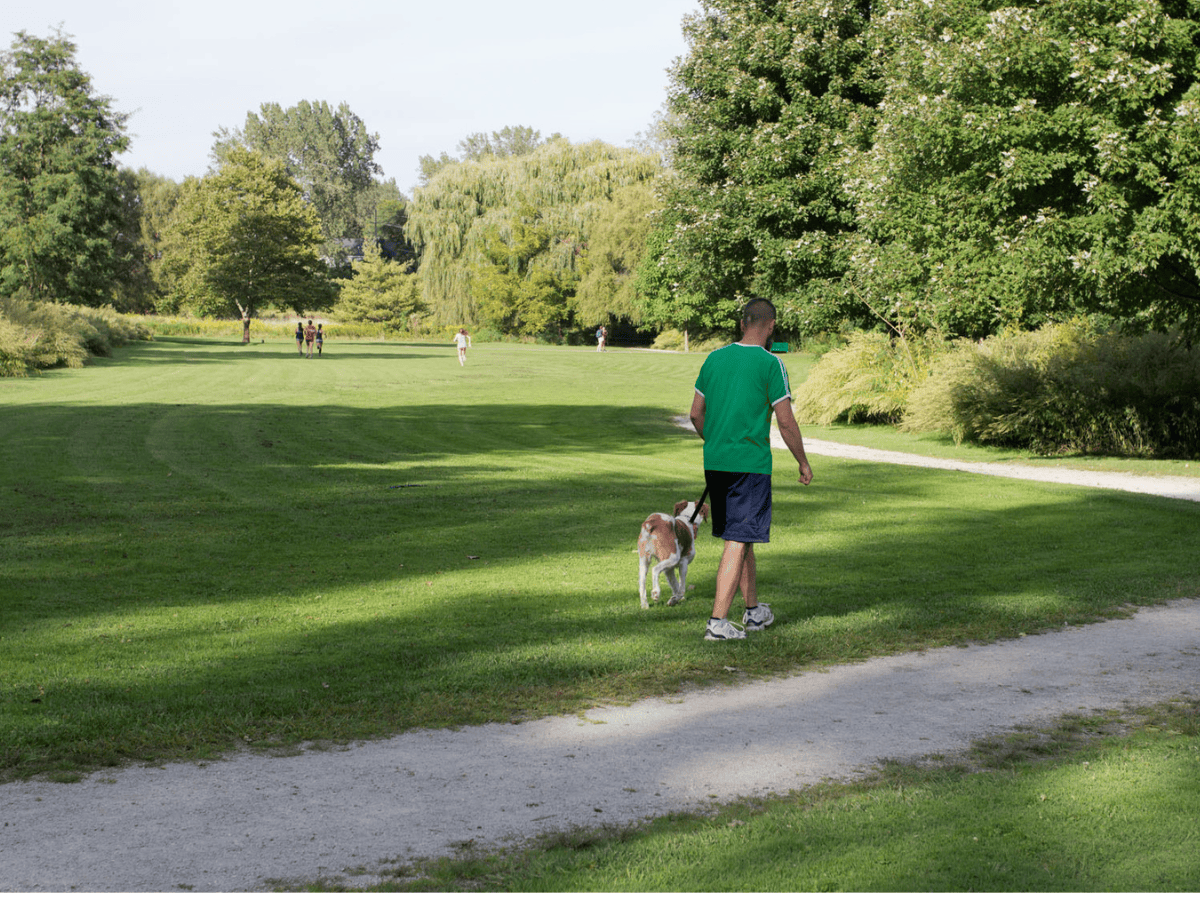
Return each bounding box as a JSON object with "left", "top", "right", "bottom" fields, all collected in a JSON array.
[
  {"left": 3, "top": 443, "right": 1198, "bottom": 892},
  {"left": 800, "top": 437, "right": 1200, "bottom": 502}
]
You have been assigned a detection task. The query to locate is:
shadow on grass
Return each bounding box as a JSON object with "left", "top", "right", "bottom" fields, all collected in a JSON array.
[{"left": 4, "top": 391, "right": 1200, "bottom": 777}]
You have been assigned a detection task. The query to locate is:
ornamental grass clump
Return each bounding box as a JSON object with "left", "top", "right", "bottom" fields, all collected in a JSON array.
[
  {"left": 0, "top": 295, "right": 151, "bottom": 375},
  {"left": 793, "top": 330, "right": 944, "bottom": 425},
  {"left": 904, "top": 324, "right": 1200, "bottom": 458}
]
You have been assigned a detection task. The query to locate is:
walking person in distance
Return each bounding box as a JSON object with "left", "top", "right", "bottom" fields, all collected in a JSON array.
[
  {"left": 689, "top": 297, "right": 814, "bottom": 640},
  {"left": 454, "top": 328, "right": 471, "bottom": 366},
  {"left": 304, "top": 320, "right": 316, "bottom": 359}
]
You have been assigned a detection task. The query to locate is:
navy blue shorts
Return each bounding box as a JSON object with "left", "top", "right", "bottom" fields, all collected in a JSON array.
[{"left": 705, "top": 471, "right": 772, "bottom": 544}]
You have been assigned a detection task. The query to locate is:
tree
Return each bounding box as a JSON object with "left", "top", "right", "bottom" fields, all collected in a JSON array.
[
  {"left": 0, "top": 29, "right": 131, "bottom": 305},
  {"left": 333, "top": 238, "right": 424, "bottom": 332},
  {"left": 846, "top": 0, "right": 1200, "bottom": 341},
  {"left": 573, "top": 180, "right": 659, "bottom": 326},
  {"left": 458, "top": 125, "right": 549, "bottom": 160},
  {"left": 213, "top": 100, "right": 382, "bottom": 265},
  {"left": 159, "top": 147, "right": 333, "bottom": 325},
  {"left": 417, "top": 125, "right": 553, "bottom": 186},
  {"left": 407, "top": 139, "right": 660, "bottom": 329},
  {"left": 651, "top": 0, "right": 885, "bottom": 337},
  {"left": 472, "top": 209, "right": 576, "bottom": 336}
]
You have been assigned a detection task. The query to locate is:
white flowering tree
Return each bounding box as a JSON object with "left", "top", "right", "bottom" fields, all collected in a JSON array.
[{"left": 847, "top": 0, "right": 1200, "bottom": 340}]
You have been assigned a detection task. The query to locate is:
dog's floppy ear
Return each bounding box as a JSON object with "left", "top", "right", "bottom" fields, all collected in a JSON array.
[
  {"left": 673, "top": 500, "right": 690, "bottom": 517},
  {"left": 700, "top": 503, "right": 710, "bottom": 521}
]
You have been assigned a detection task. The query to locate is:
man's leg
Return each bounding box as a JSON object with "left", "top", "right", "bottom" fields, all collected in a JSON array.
[
  {"left": 739, "top": 545, "right": 758, "bottom": 609},
  {"left": 712, "top": 540, "right": 749, "bottom": 620}
]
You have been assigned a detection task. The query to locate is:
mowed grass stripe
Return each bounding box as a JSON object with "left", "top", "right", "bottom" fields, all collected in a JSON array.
[{"left": 1, "top": 337, "right": 1198, "bottom": 781}]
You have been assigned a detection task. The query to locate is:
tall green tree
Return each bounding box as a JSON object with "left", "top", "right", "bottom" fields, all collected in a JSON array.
[
  {"left": 159, "top": 147, "right": 333, "bottom": 321},
  {"left": 333, "top": 238, "right": 424, "bottom": 332},
  {"left": 213, "top": 100, "right": 382, "bottom": 265},
  {"left": 417, "top": 125, "right": 552, "bottom": 185},
  {"left": 472, "top": 208, "right": 577, "bottom": 336},
  {"left": 573, "top": 180, "right": 659, "bottom": 326},
  {"left": 0, "top": 29, "right": 130, "bottom": 305},
  {"left": 652, "top": 0, "right": 885, "bottom": 336},
  {"left": 407, "top": 139, "right": 660, "bottom": 329},
  {"left": 847, "top": 0, "right": 1200, "bottom": 340}
]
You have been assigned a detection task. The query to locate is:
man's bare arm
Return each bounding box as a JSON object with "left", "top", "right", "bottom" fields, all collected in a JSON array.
[
  {"left": 774, "top": 399, "right": 813, "bottom": 485},
  {"left": 689, "top": 391, "right": 706, "bottom": 440}
]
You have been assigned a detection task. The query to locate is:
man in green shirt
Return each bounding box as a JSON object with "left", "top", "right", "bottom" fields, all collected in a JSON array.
[{"left": 689, "top": 298, "right": 814, "bottom": 640}]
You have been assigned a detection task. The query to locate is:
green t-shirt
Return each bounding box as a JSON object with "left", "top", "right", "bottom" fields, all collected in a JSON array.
[{"left": 694, "top": 342, "right": 792, "bottom": 474}]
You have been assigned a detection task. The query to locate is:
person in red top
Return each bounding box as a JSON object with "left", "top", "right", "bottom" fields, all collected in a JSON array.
[{"left": 303, "top": 320, "right": 316, "bottom": 358}]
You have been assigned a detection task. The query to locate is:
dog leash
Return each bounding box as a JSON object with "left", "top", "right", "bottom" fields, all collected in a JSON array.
[{"left": 688, "top": 486, "right": 709, "bottom": 524}]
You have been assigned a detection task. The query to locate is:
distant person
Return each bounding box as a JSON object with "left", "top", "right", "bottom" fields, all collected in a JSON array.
[
  {"left": 597, "top": 325, "right": 607, "bottom": 352},
  {"left": 295, "top": 322, "right": 304, "bottom": 356},
  {"left": 304, "top": 320, "right": 316, "bottom": 359},
  {"left": 316, "top": 324, "right": 324, "bottom": 356},
  {"left": 689, "top": 297, "right": 813, "bottom": 641},
  {"left": 454, "top": 328, "right": 471, "bottom": 366}
]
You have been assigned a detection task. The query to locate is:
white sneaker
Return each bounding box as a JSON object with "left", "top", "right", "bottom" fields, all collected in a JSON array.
[
  {"left": 704, "top": 618, "right": 746, "bottom": 640},
  {"left": 743, "top": 603, "right": 775, "bottom": 631}
]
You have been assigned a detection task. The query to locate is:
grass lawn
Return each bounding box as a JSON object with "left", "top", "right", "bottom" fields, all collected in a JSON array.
[
  {"left": 4, "top": 334, "right": 1199, "bottom": 892},
  {"left": 3, "top": 336, "right": 1199, "bottom": 784}
]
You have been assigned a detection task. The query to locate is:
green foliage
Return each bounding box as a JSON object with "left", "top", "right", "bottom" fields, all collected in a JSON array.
[
  {"left": 159, "top": 147, "right": 334, "bottom": 318},
  {"left": 573, "top": 180, "right": 658, "bottom": 326},
  {"left": 650, "top": 328, "right": 728, "bottom": 352},
  {"left": 0, "top": 295, "right": 150, "bottom": 375},
  {"left": 848, "top": 0, "right": 1200, "bottom": 340},
  {"left": 212, "top": 100, "right": 384, "bottom": 265},
  {"left": 0, "top": 29, "right": 131, "bottom": 306},
  {"left": 651, "top": 0, "right": 884, "bottom": 335},
  {"left": 417, "top": 125, "right": 552, "bottom": 184},
  {"left": 904, "top": 324, "right": 1200, "bottom": 457},
  {"left": 652, "top": 0, "right": 1200, "bottom": 343},
  {"left": 407, "top": 138, "right": 661, "bottom": 329},
  {"left": 332, "top": 239, "right": 425, "bottom": 333},
  {"left": 472, "top": 211, "right": 576, "bottom": 336},
  {"left": 794, "top": 330, "right": 944, "bottom": 425}
]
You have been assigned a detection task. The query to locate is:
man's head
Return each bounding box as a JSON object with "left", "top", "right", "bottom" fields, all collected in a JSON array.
[{"left": 741, "top": 297, "right": 777, "bottom": 345}]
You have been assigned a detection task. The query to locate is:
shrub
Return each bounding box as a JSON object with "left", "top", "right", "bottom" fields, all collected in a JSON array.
[
  {"left": 904, "top": 324, "right": 1200, "bottom": 458},
  {"left": 651, "top": 329, "right": 686, "bottom": 351},
  {"left": 794, "top": 330, "right": 944, "bottom": 425},
  {"left": 0, "top": 297, "right": 151, "bottom": 376},
  {"left": 650, "top": 329, "right": 730, "bottom": 352}
]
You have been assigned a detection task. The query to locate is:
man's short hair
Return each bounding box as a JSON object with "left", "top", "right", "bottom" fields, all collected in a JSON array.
[{"left": 742, "top": 297, "right": 776, "bottom": 326}]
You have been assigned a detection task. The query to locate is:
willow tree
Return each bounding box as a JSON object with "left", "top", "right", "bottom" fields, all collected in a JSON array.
[
  {"left": 406, "top": 139, "right": 661, "bottom": 329},
  {"left": 573, "top": 179, "right": 660, "bottom": 327}
]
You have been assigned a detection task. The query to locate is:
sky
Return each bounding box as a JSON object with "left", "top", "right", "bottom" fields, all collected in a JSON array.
[{"left": 5, "top": 0, "right": 700, "bottom": 193}]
